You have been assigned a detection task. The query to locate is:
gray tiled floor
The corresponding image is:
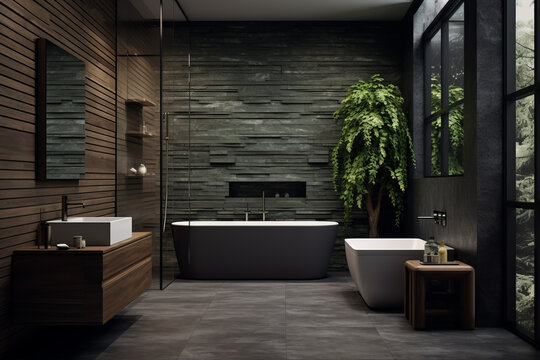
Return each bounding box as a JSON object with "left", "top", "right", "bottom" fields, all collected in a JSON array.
[{"left": 7, "top": 272, "right": 539, "bottom": 359}]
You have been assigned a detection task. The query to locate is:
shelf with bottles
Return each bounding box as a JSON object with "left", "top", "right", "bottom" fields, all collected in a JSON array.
[
  {"left": 126, "top": 119, "right": 155, "bottom": 138},
  {"left": 125, "top": 95, "right": 156, "bottom": 138}
]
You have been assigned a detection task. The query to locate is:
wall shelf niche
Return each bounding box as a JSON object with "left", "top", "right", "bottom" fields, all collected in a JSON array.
[
  {"left": 124, "top": 96, "right": 156, "bottom": 178},
  {"left": 126, "top": 131, "right": 154, "bottom": 138},
  {"left": 126, "top": 173, "right": 156, "bottom": 178},
  {"left": 126, "top": 98, "right": 156, "bottom": 107}
]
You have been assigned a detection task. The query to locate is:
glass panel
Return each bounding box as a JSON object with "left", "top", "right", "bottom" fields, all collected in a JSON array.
[
  {"left": 429, "top": 30, "right": 442, "bottom": 114},
  {"left": 516, "top": 0, "right": 535, "bottom": 90},
  {"left": 516, "top": 208, "right": 535, "bottom": 338},
  {"left": 161, "top": 0, "right": 185, "bottom": 289},
  {"left": 515, "top": 95, "right": 535, "bottom": 203},
  {"left": 449, "top": 105, "right": 464, "bottom": 175},
  {"left": 117, "top": 0, "right": 161, "bottom": 289},
  {"left": 449, "top": 4, "right": 464, "bottom": 104},
  {"left": 430, "top": 116, "right": 442, "bottom": 176}
]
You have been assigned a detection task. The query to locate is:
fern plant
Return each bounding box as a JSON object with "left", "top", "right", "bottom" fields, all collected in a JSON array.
[{"left": 332, "top": 75, "right": 415, "bottom": 237}]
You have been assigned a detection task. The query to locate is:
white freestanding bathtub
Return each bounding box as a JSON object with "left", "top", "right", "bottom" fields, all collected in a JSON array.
[{"left": 345, "top": 238, "right": 454, "bottom": 309}]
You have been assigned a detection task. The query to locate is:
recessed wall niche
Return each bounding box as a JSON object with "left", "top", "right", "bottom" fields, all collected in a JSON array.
[{"left": 229, "top": 182, "right": 306, "bottom": 198}]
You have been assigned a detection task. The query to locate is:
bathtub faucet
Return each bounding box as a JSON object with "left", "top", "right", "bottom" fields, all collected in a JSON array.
[
  {"left": 416, "top": 210, "right": 446, "bottom": 226},
  {"left": 261, "top": 191, "right": 268, "bottom": 221},
  {"left": 262, "top": 191, "right": 266, "bottom": 221},
  {"left": 251, "top": 191, "right": 268, "bottom": 221},
  {"left": 245, "top": 203, "right": 250, "bottom": 221}
]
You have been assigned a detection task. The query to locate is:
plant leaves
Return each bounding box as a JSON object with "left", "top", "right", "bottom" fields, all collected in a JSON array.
[{"left": 332, "top": 75, "right": 416, "bottom": 226}]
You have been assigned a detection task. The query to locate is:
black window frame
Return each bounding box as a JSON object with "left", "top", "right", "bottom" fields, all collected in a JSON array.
[
  {"left": 422, "top": 0, "right": 465, "bottom": 177},
  {"left": 504, "top": 0, "right": 540, "bottom": 346}
]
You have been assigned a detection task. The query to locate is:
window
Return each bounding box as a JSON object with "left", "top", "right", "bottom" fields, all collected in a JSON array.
[
  {"left": 423, "top": 2, "right": 464, "bottom": 177},
  {"left": 505, "top": 0, "right": 537, "bottom": 343}
]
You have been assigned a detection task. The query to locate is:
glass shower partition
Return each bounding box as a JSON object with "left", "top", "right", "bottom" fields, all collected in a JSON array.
[
  {"left": 160, "top": 0, "right": 189, "bottom": 288},
  {"left": 117, "top": 0, "right": 161, "bottom": 289},
  {"left": 117, "top": 0, "right": 186, "bottom": 289}
]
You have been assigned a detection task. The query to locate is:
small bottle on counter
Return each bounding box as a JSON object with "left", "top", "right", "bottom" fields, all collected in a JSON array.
[
  {"left": 438, "top": 239, "right": 448, "bottom": 263},
  {"left": 424, "top": 237, "right": 439, "bottom": 263}
]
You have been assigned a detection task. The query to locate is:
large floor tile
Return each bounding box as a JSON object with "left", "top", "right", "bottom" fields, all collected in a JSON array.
[
  {"left": 123, "top": 301, "right": 210, "bottom": 317},
  {"left": 97, "top": 339, "right": 186, "bottom": 360},
  {"left": 286, "top": 303, "right": 372, "bottom": 327},
  {"left": 111, "top": 317, "right": 198, "bottom": 342},
  {"left": 286, "top": 326, "right": 393, "bottom": 360},
  {"left": 166, "top": 280, "right": 226, "bottom": 291},
  {"left": 189, "top": 323, "right": 286, "bottom": 344},
  {"left": 177, "top": 340, "right": 286, "bottom": 360},
  {"left": 201, "top": 308, "right": 286, "bottom": 327}
]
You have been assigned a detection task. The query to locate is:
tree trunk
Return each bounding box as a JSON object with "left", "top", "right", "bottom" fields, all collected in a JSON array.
[{"left": 365, "top": 185, "right": 384, "bottom": 238}]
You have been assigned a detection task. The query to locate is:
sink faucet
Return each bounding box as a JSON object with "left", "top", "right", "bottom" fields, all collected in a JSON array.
[{"left": 61, "top": 195, "right": 86, "bottom": 221}]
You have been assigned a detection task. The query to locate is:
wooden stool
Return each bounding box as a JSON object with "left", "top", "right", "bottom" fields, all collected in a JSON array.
[{"left": 404, "top": 260, "right": 475, "bottom": 330}]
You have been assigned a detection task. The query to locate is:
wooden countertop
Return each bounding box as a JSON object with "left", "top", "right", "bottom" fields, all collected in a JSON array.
[
  {"left": 405, "top": 260, "right": 474, "bottom": 272},
  {"left": 14, "top": 232, "right": 152, "bottom": 255}
]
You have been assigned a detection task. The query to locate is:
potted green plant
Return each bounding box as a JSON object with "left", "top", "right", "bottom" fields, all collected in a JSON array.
[{"left": 332, "top": 75, "right": 415, "bottom": 237}]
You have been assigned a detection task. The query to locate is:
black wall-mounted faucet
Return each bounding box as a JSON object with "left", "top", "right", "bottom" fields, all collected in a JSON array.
[
  {"left": 416, "top": 210, "right": 447, "bottom": 227},
  {"left": 61, "top": 195, "right": 86, "bottom": 221}
]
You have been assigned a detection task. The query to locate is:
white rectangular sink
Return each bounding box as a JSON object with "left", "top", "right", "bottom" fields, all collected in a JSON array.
[{"left": 48, "top": 217, "right": 132, "bottom": 246}]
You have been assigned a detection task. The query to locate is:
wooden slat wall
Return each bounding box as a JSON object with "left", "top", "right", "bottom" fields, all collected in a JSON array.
[{"left": 0, "top": 0, "right": 115, "bottom": 352}]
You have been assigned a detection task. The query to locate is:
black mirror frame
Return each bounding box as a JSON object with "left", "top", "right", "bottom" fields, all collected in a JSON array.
[{"left": 36, "top": 38, "right": 47, "bottom": 181}]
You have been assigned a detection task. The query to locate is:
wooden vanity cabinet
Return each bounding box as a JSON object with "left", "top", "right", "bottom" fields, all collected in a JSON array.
[{"left": 12, "top": 232, "right": 152, "bottom": 325}]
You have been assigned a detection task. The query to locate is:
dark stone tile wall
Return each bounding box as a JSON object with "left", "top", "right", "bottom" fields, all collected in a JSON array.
[
  {"left": 162, "top": 22, "right": 403, "bottom": 270},
  {"left": 474, "top": 0, "right": 504, "bottom": 327},
  {"left": 403, "top": 0, "right": 504, "bottom": 326}
]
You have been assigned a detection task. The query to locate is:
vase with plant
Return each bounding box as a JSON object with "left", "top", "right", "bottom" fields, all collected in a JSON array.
[{"left": 332, "top": 75, "right": 415, "bottom": 237}]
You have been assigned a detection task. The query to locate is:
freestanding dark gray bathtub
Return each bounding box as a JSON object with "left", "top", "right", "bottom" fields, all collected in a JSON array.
[{"left": 171, "top": 221, "right": 338, "bottom": 279}]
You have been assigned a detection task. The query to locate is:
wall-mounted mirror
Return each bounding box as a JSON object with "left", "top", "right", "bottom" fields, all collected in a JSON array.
[{"left": 36, "top": 38, "right": 86, "bottom": 180}]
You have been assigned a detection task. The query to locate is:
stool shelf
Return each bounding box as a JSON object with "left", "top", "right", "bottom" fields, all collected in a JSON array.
[{"left": 404, "top": 260, "right": 475, "bottom": 330}]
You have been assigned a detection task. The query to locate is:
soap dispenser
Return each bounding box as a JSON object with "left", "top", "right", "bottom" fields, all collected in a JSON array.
[{"left": 438, "top": 239, "right": 448, "bottom": 263}]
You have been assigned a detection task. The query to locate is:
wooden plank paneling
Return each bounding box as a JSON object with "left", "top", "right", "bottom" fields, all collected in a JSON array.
[{"left": 0, "top": 0, "right": 116, "bottom": 354}]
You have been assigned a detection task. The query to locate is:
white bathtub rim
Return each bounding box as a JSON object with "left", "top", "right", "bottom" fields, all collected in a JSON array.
[
  {"left": 172, "top": 220, "right": 339, "bottom": 227},
  {"left": 345, "top": 238, "right": 424, "bottom": 250},
  {"left": 345, "top": 238, "right": 454, "bottom": 255}
]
